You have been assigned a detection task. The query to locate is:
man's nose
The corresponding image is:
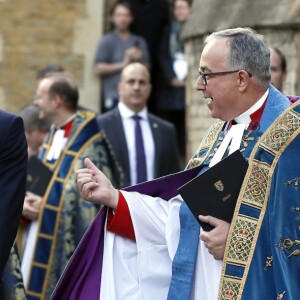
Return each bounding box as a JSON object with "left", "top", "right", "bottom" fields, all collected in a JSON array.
[
  {"left": 133, "top": 81, "right": 141, "bottom": 89},
  {"left": 195, "top": 76, "right": 206, "bottom": 90}
]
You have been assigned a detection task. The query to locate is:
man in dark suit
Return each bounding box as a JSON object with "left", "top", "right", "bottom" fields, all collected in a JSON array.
[
  {"left": 97, "top": 62, "right": 180, "bottom": 187},
  {"left": 0, "top": 110, "right": 27, "bottom": 289}
]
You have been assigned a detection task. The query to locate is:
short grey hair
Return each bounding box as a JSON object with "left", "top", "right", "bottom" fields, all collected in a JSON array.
[
  {"left": 20, "top": 104, "right": 51, "bottom": 132},
  {"left": 205, "top": 27, "right": 271, "bottom": 84}
]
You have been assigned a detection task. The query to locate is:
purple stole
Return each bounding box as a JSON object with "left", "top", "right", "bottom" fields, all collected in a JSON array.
[{"left": 51, "top": 165, "right": 202, "bottom": 299}]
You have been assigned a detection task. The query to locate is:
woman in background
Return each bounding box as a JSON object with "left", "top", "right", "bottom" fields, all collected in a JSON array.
[{"left": 157, "top": 0, "right": 192, "bottom": 163}]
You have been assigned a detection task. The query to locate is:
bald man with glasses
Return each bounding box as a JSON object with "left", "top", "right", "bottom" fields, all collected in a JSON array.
[{"left": 53, "top": 27, "right": 300, "bottom": 300}]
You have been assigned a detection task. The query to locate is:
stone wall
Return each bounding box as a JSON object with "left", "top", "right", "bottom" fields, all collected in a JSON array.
[{"left": 0, "top": 0, "right": 104, "bottom": 113}]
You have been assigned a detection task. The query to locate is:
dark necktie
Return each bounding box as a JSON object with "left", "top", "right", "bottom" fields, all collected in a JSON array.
[{"left": 132, "top": 114, "right": 147, "bottom": 183}]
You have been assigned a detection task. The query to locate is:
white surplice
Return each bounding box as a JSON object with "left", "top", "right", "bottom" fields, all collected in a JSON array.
[
  {"left": 101, "top": 192, "right": 222, "bottom": 300},
  {"left": 100, "top": 91, "right": 269, "bottom": 300}
]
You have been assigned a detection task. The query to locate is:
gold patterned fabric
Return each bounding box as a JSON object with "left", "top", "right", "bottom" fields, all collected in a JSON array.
[
  {"left": 3, "top": 244, "right": 26, "bottom": 300},
  {"left": 23, "top": 111, "right": 122, "bottom": 300},
  {"left": 219, "top": 101, "right": 300, "bottom": 300}
]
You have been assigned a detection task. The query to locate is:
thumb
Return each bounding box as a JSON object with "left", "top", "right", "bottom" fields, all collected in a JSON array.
[{"left": 84, "top": 158, "right": 98, "bottom": 172}]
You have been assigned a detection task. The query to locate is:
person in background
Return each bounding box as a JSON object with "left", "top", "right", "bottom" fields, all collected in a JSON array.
[
  {"left": 120, "top": 0, "right": 170, "bottom": 112},
  {"left": 97, "top": 62, "right": 180, "bottom": 188},
  {"left": 270, "top": 47, "right": 287, "bottom": 92},
  {"left": 19, "top": 104, "right": 51, "bottom": 159},
  {"left": 21, "top": 72, "right": 121, "bottom": 300},
  {"left": 36, "top": 63, "right": 91, "bottom": 112},
  {"left": 158, "top": 0, "right": 192, "bottom": 162},
  {"left": 94, "top": 2, "right": 150, "bottom": 112},
  {"left": 36, "top": 64, "right": 65, "bottom": 83},
  {"left": 0, "top": 110, "right": 27, "bottom": 299},
  {"left": 52, "top": 27, "right": 300, "bottom": 300}
]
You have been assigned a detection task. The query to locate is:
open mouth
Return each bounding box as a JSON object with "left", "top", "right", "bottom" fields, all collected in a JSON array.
[
  {"left": 206, "top": 96, "right": 213, "bottom": 104},
  {"left": 206, "top": 97, "right": 213, "bottom": 110}
]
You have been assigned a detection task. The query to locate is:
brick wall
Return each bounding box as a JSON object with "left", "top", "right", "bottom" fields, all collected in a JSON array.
[{"left": 0, "top": 0, "right": 103, "bottom": 113}]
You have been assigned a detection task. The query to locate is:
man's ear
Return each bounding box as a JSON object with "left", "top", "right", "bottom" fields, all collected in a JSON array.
[
  {"left": 238, "top": 70, "right": 251, "bottom": 92},
  {"left": 52, "top": 95, "right": 62, "bottom": 108}
]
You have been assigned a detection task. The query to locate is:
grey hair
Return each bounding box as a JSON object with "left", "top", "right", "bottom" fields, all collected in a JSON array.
[
  {"left": 20, "top": 104, "right": 51, "bottom": 132},
  {"left": 205, "top": 27, "right": 271, "bottom": 84}
]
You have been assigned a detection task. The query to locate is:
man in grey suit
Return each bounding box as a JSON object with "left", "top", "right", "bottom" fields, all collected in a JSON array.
[{"left": 97, "top": 62, "right": 180, "bottom": 187}]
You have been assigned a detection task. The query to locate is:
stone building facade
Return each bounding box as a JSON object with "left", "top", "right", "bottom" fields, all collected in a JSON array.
[{"left": 0, "top": 0, "right": 104, "bottom": 113}]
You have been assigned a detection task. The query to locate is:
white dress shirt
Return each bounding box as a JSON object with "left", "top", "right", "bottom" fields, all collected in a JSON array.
[{"left": 118, "top": 102, "right": 155, "bottom": 185}]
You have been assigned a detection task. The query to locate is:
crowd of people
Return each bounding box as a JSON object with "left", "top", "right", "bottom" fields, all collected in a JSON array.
[
  {"left": 95, "top": 0, "right": 191, "bottom": 161},
  {"left": 1, "top": 1, "right": 299, "bottom": 300}
]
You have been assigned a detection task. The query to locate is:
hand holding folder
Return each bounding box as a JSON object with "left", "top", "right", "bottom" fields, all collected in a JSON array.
[{"left": 178, "top": 150, "right": 248, "bottom": 231}]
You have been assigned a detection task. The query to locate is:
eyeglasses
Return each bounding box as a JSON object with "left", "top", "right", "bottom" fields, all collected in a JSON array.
[{"left": 198, "top": 70, "right": 252, "bottom": 85}]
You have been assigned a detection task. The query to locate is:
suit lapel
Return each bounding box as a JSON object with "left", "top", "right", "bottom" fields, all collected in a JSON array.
[
  {"left": 148, "top": 114, "right": 160, "bottom": 178},
  {"left": 113, "top": 110, "right": 131, "bottom": 185}
]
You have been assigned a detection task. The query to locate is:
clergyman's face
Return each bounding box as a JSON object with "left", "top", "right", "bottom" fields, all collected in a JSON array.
[
  {"left": 195, "top": 38, "right": 242, "bottom": 121},
  {"left": 270, "top": 48, "right": 286, "bottom": 92},
  {"left": 118, "top": 64, "right": 152, "bottom": 112},
  {"left": 34, "top": 78, "right": 55, "bottom": 121}
]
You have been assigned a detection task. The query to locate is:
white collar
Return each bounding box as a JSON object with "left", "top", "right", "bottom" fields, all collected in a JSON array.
[
  {"left": 209, "top": 88, "right": 269, "bottom": 168},
  {"left": 55, "top": 113, "right": 77, "bottom": 129},
  {"left": 118, "top": 102, "right": 148, "bottom": 120},
  {"left": 234, "top": 89, "right": 269, "bottom": 124}
]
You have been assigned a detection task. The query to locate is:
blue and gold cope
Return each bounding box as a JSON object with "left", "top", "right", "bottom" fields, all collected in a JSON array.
[
  {"left": 180, "top": 88, "right": 300, "bottom": 300},
  {"left": 26, "top": 111, "right": 120, "bottom": 300}
]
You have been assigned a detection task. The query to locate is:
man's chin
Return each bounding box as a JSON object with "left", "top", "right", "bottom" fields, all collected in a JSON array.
[{"left": 209, "top": 109, "right": 221, "bottom": 120}]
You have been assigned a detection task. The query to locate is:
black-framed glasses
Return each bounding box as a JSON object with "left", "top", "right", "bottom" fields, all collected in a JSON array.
[{"left": 198, "top": 70, "right": 252, "bottom": 85}]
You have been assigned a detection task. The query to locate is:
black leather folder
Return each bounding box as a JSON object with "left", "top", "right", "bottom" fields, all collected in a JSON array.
[
  {"left": 178, "top": 150, "right": 248, "bottom": 231},
  {"left": 26, "top": 156, "right": 53, "bottom": 196}
]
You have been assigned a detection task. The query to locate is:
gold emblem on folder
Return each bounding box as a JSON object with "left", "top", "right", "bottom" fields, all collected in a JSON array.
[{"left": 214, "top": 180, "right": 224, "bottom": 191}]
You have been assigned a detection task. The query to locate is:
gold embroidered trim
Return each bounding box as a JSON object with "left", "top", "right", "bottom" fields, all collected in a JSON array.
[
  {"left": 187, "top": 120, "right": 224, "bottom": 169},
  {"left": 220, "top": 279, "right": 241, "bottom": 300},
  {"left": 259, "top": 109, "right": 300, "bottom": 154},
  {"left": 219, "top": 102, "right": 300, "bottom": 299},
  {"left": 227, "top": 216, "right": 257, "bottom": 263},
  {"left": 241, "top": 163, "right": 269, "bottom": 209}
]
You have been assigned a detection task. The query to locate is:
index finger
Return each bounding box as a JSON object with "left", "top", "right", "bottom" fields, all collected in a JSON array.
[
  {"left": 199, "top": 215, "right": 221, "bottom": 227},
  {"left": 76, "top": 168, "right": 92, "bottom": 175}
]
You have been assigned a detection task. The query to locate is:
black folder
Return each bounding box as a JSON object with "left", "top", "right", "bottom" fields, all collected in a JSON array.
[
  {"left": 178, "top": 150, "right": 248, "bottom": 231},
  {"left": 26, "top": 156, "right": 53, "bottom": 196}
]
